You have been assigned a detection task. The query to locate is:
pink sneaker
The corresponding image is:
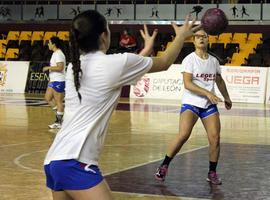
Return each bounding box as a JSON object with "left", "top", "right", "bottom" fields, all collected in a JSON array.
[
  {"left": 155, "top": 165, "right": 168, "bottom": 181},
  {"left": 207, "top": 171, "right": 222, "bottom": 185}
]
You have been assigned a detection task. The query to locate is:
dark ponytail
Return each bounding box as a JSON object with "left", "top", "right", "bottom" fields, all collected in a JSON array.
[
  {"left": 70, "top": 10, "right": 107, "bottom": 102},
  {"left": 70, "top": 30, "right": 82, "bottom": 101}
]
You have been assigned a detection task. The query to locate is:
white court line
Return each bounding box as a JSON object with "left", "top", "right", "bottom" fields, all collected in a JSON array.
[
  {"left": 13, "top": 149, "right": 48, "bottom": 173},
  {"left": 104, "top": 145, "right": 208, "bottom": 176},
  {"left": 113, "top": 191, "right": 210, "bottom": 200},
  {"left": 0, "top": 140, "right": 48, "bottom": 148},
  {"left": 13, "top": 144, "right": 208, "bottom": 174}
]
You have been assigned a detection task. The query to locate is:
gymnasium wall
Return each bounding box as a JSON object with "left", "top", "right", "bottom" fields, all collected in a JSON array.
[
  {"left": 130, "top": 64, "right": 270, "bottom": 104},
  {"left": 1, "top": 61, "right": 270, "bottom": 104}
]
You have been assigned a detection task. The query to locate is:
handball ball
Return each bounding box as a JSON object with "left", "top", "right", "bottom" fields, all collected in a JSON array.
[{"left": 201, "top": 8, "right": 228, "bottom": 35}]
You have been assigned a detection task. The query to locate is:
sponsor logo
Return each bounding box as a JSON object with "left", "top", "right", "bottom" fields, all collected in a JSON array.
[
  {"left": 0, "top": 63, "right": 7, "bottom": 86},
  {"left": 84, "top": 164, "right": 97, "bottom": 174},
  {"left": 225, "top": 75, "right": 259, "bottom": 85},
  {"left": 133, "top": 77, "right": 150, "bottom": 97},
  {"left": 195, "top": 73, "right": 216, "bottom": 81},
  {"left": 206, "top": 107, "right": 214, "bottom": 113}
]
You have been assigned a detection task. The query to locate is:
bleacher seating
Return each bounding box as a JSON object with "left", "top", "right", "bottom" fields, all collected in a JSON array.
[
  {"left": 57, "top": 31, "right": 69, "bottom": 41},
  {"left": 5, "top": 48, "right": 19, "bottom": 60},
  {"left": 0, "top": 29, "right": 269, "bottom": 67},
  {"left": 43, "top": 32, "right": 57, "bottom": 45}
]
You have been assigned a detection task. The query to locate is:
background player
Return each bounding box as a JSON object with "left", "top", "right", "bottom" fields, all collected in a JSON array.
[{"left": 155, "top": 29, "right": 232, "bottom": 185}]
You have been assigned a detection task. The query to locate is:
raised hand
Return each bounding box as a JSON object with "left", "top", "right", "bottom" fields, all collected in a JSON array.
[
  {"left": 171, "top": 15, "right": 201, "bottom": 40},
  {"left": 139, "top": 24, "right": 158, "bottom": 56}
]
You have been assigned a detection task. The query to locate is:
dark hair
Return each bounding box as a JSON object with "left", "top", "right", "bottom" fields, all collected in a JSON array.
[
  {"left": 50, "top": 36, "right": 66, "bottom": 57},
  {"left": 70, "top": 10, "right": 107, "bottom": 101},
  {"left": 50, "top": 36, "right": 64, "bottom": 50}
]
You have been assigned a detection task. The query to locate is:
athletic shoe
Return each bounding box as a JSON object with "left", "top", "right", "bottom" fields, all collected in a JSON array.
[
  {"left": 207, "top": 171, "right": 222, "bottom": 185},
  {"left": 48, "top": 122, "right": 61, "bottom": 129},
  {"left": 155, "top": 165, "right": 168, "bottom": 181}
]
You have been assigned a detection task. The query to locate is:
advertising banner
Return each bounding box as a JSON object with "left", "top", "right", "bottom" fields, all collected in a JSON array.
[
  {"left": 25, "top": 62, "right": 49, "bottom": 94},
  {"left": 136, "top": 4, "right": 174, "bottom": 20},
  {"left": 130, "top": 64, "right": 183, "bottom": 100},
  {"left": 59, "top": 4, "right": 95, "bottom": 20},
  {"left": 97, "top": 4, "right": 134, "bottom": 20},
  {"left": 216, "top": 66, "right": 267, "bottom": 104},
  {"left": 0, "top": 61, "right": 30, "bottom": 93},
  {"left": 264, "top": 68, "right": 270, "bottom": 104},
  {"left": 130, "top": 65, "right": 268, "bottom": 104}
]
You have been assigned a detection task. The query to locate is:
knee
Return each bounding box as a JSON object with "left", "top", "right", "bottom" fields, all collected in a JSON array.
[
  {"left": 44, "top": 95, "right": 51, "bottom": 103},
  {"left": 209, "top": 134, "right": 220, "bottom": 147}
]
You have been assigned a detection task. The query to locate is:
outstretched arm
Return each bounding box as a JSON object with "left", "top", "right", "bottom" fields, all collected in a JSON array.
[{"left": 149, "top": 15, "right": 201, "bottom": 73}]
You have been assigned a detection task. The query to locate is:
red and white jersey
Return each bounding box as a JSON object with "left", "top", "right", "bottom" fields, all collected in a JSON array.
[{"left": 181, "top": 52, "right": 221, "bottom": 108}]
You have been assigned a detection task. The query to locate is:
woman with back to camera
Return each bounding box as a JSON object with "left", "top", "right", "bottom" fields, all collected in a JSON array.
[
  {"left": 155, "top": 29, "right": 232, "bottom": 185},
  {"left": 43, "top": 36, "right": 66, "bottom": 129},
  {"left": 44, "top": 10, "right": 200, "bottom": 200}
]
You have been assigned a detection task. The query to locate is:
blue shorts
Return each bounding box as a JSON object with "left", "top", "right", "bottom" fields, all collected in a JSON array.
[
  {"left": 180, "top": 104, "right": 218, "bottom": 119},
  {"left": 48, "top": 81, "right": 65, "bottom": 93},
  {"left": 44, "top": 159, "right": 103, "bottom": 191}
]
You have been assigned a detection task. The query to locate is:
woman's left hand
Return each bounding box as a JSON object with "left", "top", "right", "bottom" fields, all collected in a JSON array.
[{"left": 224, "top": 98, "right": 232, "bottom": 110}]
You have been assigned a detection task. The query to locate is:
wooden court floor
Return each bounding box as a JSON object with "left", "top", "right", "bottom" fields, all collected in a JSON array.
[{"left": 0, "top": 94, "right": 270, "bottom": 200}]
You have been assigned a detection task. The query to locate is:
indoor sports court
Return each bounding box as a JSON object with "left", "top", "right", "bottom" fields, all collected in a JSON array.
[
  {"left": 1, "top": 0, "right": 270, "bottom": 200},
  {"left": 1, "top": 95, "right": 270, "bottom": 199}
]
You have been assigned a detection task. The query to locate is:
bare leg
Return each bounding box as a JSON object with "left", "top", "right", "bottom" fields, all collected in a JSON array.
[
  {"left": 53, "top": 91, "right": 65, "bottom": 112},
  {"left": 45, "top": 87, "right": 56, "bottom": 108},
  {"left": 52, "top": 190, "right": 73, "bottom": 200},
  {"left": 65, "top": 180, "right": 113, "bottom": 200},
  {"left": 201, "top": 113, "right": 221, "bottom": 162},
  {"left": 202, "top": 112, "right": 222, "bottom": 184},
  {"left": 166, "top": 110, "right": 199, "bottom": 158}
]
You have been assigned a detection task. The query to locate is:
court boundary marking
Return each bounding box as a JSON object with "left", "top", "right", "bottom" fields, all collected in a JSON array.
[
  {"left": 103, "top": 145, "right": 208, "bottom": 176},
  {"left": 12, "top": 144, "right": 208, "bottom": 175},
  {"left": 0, "top": 140, "right": 49, "bottom": 148},
  {"left": 112, "top": 191, "right": 209, "bottom": 200}
]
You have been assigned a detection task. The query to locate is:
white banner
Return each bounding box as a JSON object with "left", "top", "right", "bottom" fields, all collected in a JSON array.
[
  {"left": 59, "top": 5, "right": 95, "bottom": 20},
  {"left": 263, "top": 4, "right": 270, "bottom": 20},
  {"left": 176, "top": 4, "right": 216, "bottom": 20},
  {"left": 216, "top": 66, "right": 267, "bottom": 104},
  {"left": 0, "top": 61, "right": 30, "bottom": 93},
  {"left": 219, "top": 4, "right": 261, "bottom": 21},
  {"left": 130, "top": 65, "right": 268, "bottom": 104},
  {"left": 136, "top": 4, "right": 175, "bottom": 20},
  {"left": 265, "top": 68, "right": 270, "bottom": 104},
  {"left": 130, "top": 64, "right": 184, "bottom": 99},
  {"left": 23, "top": 5, "right": 57, "bottom": 20},
  {"left": 97, "top": 4, "right": 134, "bottom": 20},
  {"left": 0, "top": 5, "right": 21, "bottom": 21}
]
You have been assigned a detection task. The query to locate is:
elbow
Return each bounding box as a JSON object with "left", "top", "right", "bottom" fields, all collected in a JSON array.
[
  {"left": 160, "top": 59, "right": 171, "bottom": 71},
  {"left": 183, "top": 82, "right": 191, "bottom": 90}
]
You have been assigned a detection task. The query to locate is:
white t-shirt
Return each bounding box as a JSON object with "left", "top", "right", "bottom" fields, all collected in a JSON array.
[
  {"left": 181, "top": 52, "right": 221, "bottom": 108},
  {"left": 49, "top": 49, "right": 66, "bottom": 82},
  {"left": 44, "top": 51, "right": 152, "bottom": 165}
]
